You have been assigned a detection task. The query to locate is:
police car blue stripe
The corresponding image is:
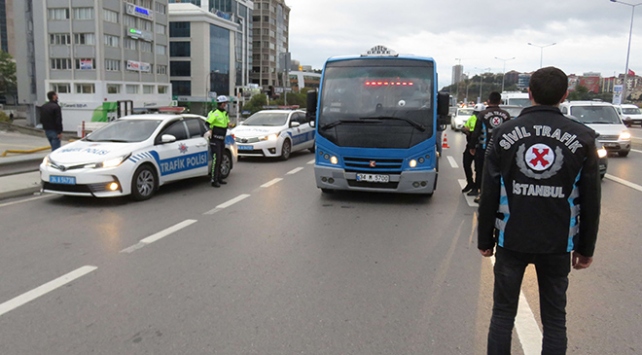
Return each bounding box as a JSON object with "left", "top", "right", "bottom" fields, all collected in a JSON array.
[
  {"left": 567, "top": 170, "right": 582, "bottom": 252},
  {"left": 148, "top": 150, "right": 208, "bottom": 176}
]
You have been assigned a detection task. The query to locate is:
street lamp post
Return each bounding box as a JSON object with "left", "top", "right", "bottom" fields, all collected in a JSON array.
[
  {"left": 610, "top": 0, "right": 642, "bottom": 103},
  {"left": 475, "top": 67, "right": 492, "bottom": 103},
  {"left": 495, "top": 56, "right": 515, "bottom": 92},
  {"left": 528, "top": 42, "right": 556, "bottom": 68}
]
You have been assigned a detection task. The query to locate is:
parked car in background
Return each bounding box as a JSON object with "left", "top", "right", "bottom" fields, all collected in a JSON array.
[
  {"left": 560, "top": 101, "right": 631, "bottom": 157},
  {"left": 232, "top": 109, "right": 315, "bottom": 160},
  {"left": 451, "top": 107, "right": 474, "bottom": 131},
  {"left": 617, "top": 104, "right": 642, "bottom": 127},
  {"left": 499, "top": 105, "right": 524, "bottom": 119}
]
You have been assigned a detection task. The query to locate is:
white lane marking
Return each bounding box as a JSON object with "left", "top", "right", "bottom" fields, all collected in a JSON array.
[
  {"left": 121, "top": 220, "right": 197, "bottom": 253},
  {"left": 605, "top": 174, "right": 642, "bottom": 192},
  {"left": 447, "top": 156, "right": 459, "bottom": 168},
  {"left": 631, "top": 148, "right": 642, "bottom": 154},
  {"left": 287, "top": 167, "right": 304, "bottom": 175},
  {"left": 489, "top": 257, "right": 543, "bottom": 355},
  {"left": 216, "top": 194, "right": 250, "bottom": 209},
  {"left": 0, "top": 266, "right": 97, "bottom": 317},
  {"left": 307, "top": 159, "right": 315, "bottom": 165},
  {"left": 458, "top": 179, "right": 478, "bottom": 207},
  {"left": 261, "top": 178, "right": 283, "bottom": 188},
  {"left": 0, "top": 194, "right": 53, "bottom": 208}
]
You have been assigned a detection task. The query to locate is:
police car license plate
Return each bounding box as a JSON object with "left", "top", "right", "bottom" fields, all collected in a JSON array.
[
  {"left": 50, "top": 176, "right": 76, "bottom": 185},
  {"left": 356, "top": 173, "right": 389, "bottom": 183},
  {"left": 238, "top": 145, "right": 253, "bottom": 151}
]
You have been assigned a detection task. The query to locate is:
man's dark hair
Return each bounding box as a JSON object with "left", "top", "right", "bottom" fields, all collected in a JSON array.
[
  {"left": 47, "top": 91, "right": 57, "bottom": 101},
  {"left": 529, "top": 67, "right": 568, "bottom": 105},
  {"left": 488, "top": 91, "right": 501, "bottom": 105}
]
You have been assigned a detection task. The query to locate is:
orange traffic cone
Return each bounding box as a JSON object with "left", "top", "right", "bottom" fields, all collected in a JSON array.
[{"left": 442, "top": 133, "right": 451, "bottom": 149}]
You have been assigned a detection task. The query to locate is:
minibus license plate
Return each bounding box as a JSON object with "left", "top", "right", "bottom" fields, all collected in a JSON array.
[{"left": 356, "top": 173, "right": 389, "bottom": 183}]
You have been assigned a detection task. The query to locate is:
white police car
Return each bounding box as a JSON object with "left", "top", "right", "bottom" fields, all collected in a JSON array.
[
  {"left": 40, "top": 113, "right": 238, "bottom": 201},
  {"left": 231, "top": 110, "right": 315, "bottom": 160}
]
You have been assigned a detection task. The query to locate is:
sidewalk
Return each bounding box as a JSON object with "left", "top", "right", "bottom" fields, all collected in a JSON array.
[{"left": 0, "top": 119, "right": 56, "bottom": 200}]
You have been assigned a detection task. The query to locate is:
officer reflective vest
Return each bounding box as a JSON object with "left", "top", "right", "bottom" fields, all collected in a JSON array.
[{"left": 207, "top": 109, "right": 229, "bottom": 140}]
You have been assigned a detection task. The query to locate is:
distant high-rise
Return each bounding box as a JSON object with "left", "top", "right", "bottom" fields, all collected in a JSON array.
[
  {"left": 251, "top": 0, "right": 290, "bottom": 96},
  {"left": 452, "top": 64, "right": 463, "bottom": 85}
]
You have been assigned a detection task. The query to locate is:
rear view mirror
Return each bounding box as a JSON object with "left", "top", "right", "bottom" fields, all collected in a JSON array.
[{"left": 306, "top": 90, "right": 318, "bottom": 124}]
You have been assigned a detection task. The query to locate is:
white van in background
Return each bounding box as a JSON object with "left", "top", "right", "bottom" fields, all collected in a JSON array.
[
  {"left": 500, "top": 91, "right": 531, "bottom": 107},
  {"left": 616, "top": 104, "right": 642, "bottom": 127},
  {"left": 559, "top": 101, "right": 631, "bottom": 157}
]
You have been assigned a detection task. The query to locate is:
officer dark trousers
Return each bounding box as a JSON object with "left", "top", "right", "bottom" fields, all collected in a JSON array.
[
  {"left": 474, "top": 148, "right": 485, "bottom": 191},
  {"left": 209, "top": 139, "right": 225, "bottom": 187},
  {"left": 463, "top": 149, "right": 475, "bottom": 186}
]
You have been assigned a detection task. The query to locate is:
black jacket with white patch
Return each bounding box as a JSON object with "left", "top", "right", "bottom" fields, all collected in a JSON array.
[{"left": 477, "top": 105, "right": 601, "bottom": 256}]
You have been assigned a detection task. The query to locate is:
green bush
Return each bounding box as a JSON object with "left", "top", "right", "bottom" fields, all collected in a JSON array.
[{"left": 0, "top": 111, "right": 9, "bottom": 123}]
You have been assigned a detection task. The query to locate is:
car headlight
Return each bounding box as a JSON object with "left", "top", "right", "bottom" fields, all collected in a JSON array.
[
  {"left": 84, "top": 154, "right": 131, "bottom": 169},
  {"left": 619, "top": 131, "right": 632, "bottom": 140},
  {"left": 597, "top": 147, "right": 607, "bottom": 158},
  {"left": 42, "top": 155, "right": 51, "bottom": 166},
  {"left": 259, "top": 133, "right": 279, "bottom": 141}
]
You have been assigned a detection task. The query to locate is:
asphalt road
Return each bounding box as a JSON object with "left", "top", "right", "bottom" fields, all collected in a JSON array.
[{"left": 1, "top": 132, "right": 641, "bottom": 354}]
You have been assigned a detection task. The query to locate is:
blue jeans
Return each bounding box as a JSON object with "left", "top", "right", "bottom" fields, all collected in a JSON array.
[
  {"left": 488, "top": 247, "right": 570, "bottom": 355},
  {"left": 45, "top": 130, "right": 61, "bottom": 151}
]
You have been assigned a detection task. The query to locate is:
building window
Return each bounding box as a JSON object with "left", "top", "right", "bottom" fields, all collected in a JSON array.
[
  {"left": 170, "top": 42, "right": 190, "bottom": 57},
  {"left": 123, "top": 15, "right": 137, "bottom": 27},
  {"left": 105, "top": 59, "right": 121, "bottom": 71},
  {"left": 106, "top": 84, "right": 121, "bottom": 94},
  {"left": 73, "top": 7, "right": 94, "bottom": 20},
  {"left": 171, "top": 81, "right": 191, "bottom": 96},
  {"left": 169, "top": 22, "right": 190, "bottom": 37},
  {"left": 140, "top": 19, "right": 153, "bottom": 32},
  {"left": 51, "top": 83, "right": 71, "bottom": 94},
  {"left": 104, "top": 9, "right": 118, "bottom": 23},
  {"left": 156, "top": 65, "right": 168, "bottom": 75},
  {"left": 75, "top": 83, "right": 95, "bottom": 94},
  {"left": 50, "top": 58, "right": 72, "bottom": 70},
  {"left": 155, "top": 2, "right": 166, "bottom": 14},
  {"left": 155, "top": 44, "right": 166, "bottom": 55},
  {"left": 49, "top": 34, "right": 71, "bottom": 45},
  {"left": 158, "top": 85, "right": 169, "bottom": 94},
  {"left": 126, "top": 85, "right": 139, "bottom": 94},
  {"left": 143, "top": 85, "right": 154, "bottom": 94},
  {"left": 123, "top": 38, "right": 137, "bottom": 50},
  {"left": 75, "top": 58, "right": 95, "bottom": 70},
  {"left": 155, "top": 23, "right": 166, "bottom": 35},
  {"left": 140, "top": 42, "right": 152, "bottom": 53},
  {"left": 170, "top": 61, "right": 191, "bottom": 76},
  {"left": 104, "top": 35, "right": 119, "bottom": 47},
  {"left": 48, "top": 8, "right": 69, "bottom": 20},
  {"left": 139, "top": 0, "right": 153, "bottom": 8},
  {"left": 74, "top": 33, "right": 96, "bottom": 45}
]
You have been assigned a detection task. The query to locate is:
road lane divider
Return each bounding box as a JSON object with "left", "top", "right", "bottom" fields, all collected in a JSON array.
[
  {"left": 260, "top": 178, "right": 283, "bottom": 188},
  {"left": 605, "top": 174, "right": 642, "bottom": 192},
  {"left": 286, "top": 167, "right": 304, "bottom": 175},
  {"left": 0, "top": 265, "right": 97, "bottom": 317},
  {"left": 447, "top": 155, "right": 459, "bottom": 168},
  {"left": 631, "top": 148, "right": 642, "bottom": 154},
  {"left": 307, "top": 159, "right": 315, "bottom": 165},
  {"left": 203, "top": 194, "right": 251, "bottom": 215},
  {"left": 120, "top": 219, "right": 197, "bottom": 253},
  {"left": 458, "top": 179, "right": 479, "bottom": 207}
]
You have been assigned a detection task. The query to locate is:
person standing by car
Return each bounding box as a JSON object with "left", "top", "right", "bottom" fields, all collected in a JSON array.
[
  {"left": 40, "top": 91, "right": 63, "bottom": 151},
  {"left": 207, "top": 96, "right": 231, "bottom": 188},
  {"left": 468, "top": 92, "right": 511, "bottom": 201},
  {"left": 461, "top": 104, "right": 483, "bottom": 193},
  {"left": 478, "top": 67, "right": 601, "bottom": 354}
]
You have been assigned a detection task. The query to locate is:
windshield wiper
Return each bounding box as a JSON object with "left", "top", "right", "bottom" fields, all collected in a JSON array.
[
  {"left": 360, "top": 116, "right": 426, "bottom": 132},
  {"left": 320, "top": 120, "right": 376, "bottom": 131},
  {"left": 90, "top": 139, "right": 130, "bottom": 143}
]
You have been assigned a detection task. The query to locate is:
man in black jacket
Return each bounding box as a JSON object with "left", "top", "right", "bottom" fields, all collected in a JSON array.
[
  {"left": 40, "top": 91, "right": 63, "bottom": 151},
  {"left": 478, "top": 67, "right": 601, "bottom": 354}
]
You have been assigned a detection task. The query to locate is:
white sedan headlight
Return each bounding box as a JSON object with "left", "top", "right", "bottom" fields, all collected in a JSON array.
[
  {"left": 619, "top": 131, "right": 632, "bottom": 140},
  {"left": 597, "top": 147, "right": 608, "bottom": 158},
  {"left": 259, "top": 133, "right": 279, "bottom": 141},
  {"left": 84, "top": 154, "right": 131, "bottom": 169},
  {"left": 42, "top": 155, "right": 51, "bottom": 166}
]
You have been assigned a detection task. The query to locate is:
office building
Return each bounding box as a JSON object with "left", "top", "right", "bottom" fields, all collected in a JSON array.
[
  {"left": 251, "top": 0, "right": 290, "bottom": 95},
  {"left": 451, "top": 64, "right": 463, "bottom": 85},
  {"left": 13, "top": 0, "right": 172, "bottom": 130},
  {"left": 168, "top": 0, "right": 253, "bottom": 115}
]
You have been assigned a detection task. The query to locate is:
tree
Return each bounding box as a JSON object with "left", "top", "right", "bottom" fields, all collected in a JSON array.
[{"left": 0, "top": 51, "right": 17, "bottom": 97}]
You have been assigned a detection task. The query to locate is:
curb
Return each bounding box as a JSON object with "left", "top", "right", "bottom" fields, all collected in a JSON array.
[
  {"left": 0, "top": 121, "right": 79, "bottom": 140},
  {"left": 0, "top": 186, "right": 42, "bottom": 201}
]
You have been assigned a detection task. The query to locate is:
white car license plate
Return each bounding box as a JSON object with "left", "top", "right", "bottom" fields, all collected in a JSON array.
[
  {"left": 238, "top": 145, "right": 253, "bottom": 151},
  {"left": 50, "top": 176, "right": 76, "bottom": 185},
  {"left": 356, "top": 173, "right": 389, "bottom": 183}
]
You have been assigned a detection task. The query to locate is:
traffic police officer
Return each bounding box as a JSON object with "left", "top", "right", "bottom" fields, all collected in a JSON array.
[
  {"left": 461, "top": 104, "right": 484, "bottom": 193},
  {"left": 207, "top": 95, "right": 230, "bottom": 187}
]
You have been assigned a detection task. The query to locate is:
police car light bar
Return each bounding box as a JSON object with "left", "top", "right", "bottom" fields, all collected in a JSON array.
[{"left": 158, "top": 106, "right": 186, "bottom": 114}]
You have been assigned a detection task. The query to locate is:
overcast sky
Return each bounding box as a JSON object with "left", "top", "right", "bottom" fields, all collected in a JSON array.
[{"left": 286, "top": 0, "right": 642, "bottom": 89}]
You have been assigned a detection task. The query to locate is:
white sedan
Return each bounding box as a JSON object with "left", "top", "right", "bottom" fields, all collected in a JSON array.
[
  {"left": 451, "top": 107, "right": 474, "bottom": 131},
  {"left": 40, "top": 113, "right": 238, "bottom": 201},
  {"left": 231, "top": 110, "right": 315, "bottom": 160}
]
